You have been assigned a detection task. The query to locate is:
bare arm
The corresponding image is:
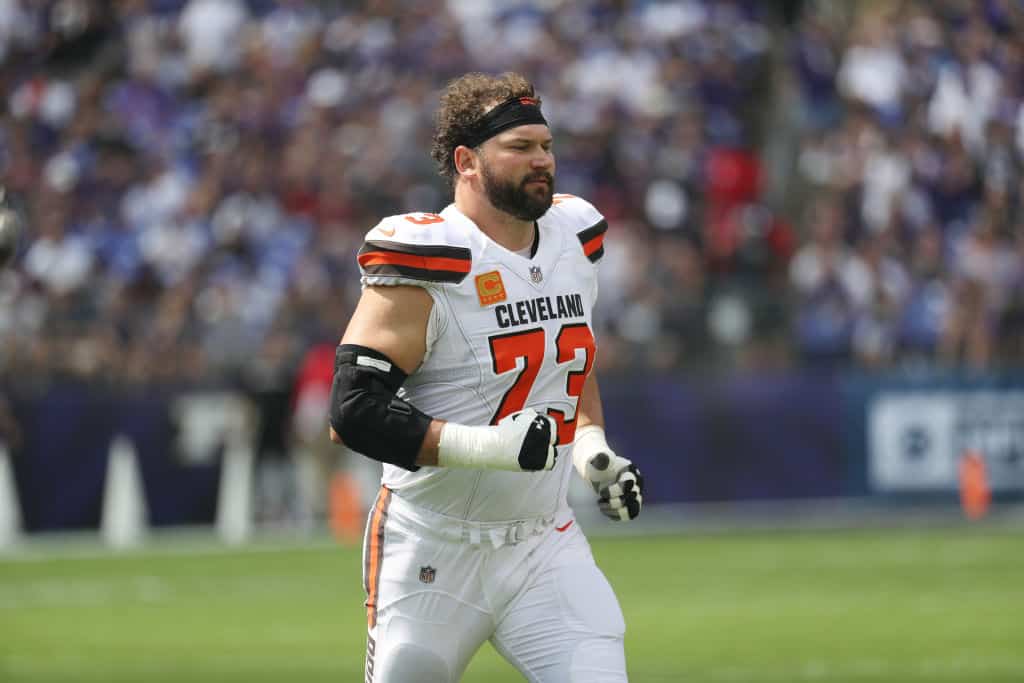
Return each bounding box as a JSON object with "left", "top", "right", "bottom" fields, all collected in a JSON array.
[
  {"left": 575, "top": 371, "right": 605, "bottom": 432},
  {"left": 328, "top": 285, "right": 444, "bottom": 465}
]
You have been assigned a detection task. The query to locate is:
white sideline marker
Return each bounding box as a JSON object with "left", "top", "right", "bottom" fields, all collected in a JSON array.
[
  {"left": 0, "top": 443, "right": 22, "bottom": 550},
  {"left": 101, "top": 436, "right": 149, "bottom": 549},
  {"left": 216, "top": 430, "right": 254, "bottom": 546}
]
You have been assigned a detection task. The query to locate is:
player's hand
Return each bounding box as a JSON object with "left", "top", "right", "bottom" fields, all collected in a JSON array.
[
  {"left": 594, "top": 459, "right": 643, "bottom": 521},
  {"left": 573, "top": 425, "right": 643, "bottom": 521},
  {"left": 496, "top": 409, "right": 557, "bottom": 471}
]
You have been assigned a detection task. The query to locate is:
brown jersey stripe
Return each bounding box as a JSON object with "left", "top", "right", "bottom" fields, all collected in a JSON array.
[
  {"left": 364, "top": 486, "right": 392, "bottom": 629},
  {"left": 360, "top": 261, "right": 470, "bottom": 284},
  {"left": 359, "top": 239, "right": 471, "bottom": 262},
  {"left": 358, "top": 241, "right": 471, "bottom": 283},
  {"left": 577, "top": 219, "right": 607, "bottom": 263}
]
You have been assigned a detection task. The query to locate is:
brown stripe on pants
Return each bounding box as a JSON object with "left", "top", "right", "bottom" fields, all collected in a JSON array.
[{"left": 364, "top": 486, "right": 392, "bottom": 629}]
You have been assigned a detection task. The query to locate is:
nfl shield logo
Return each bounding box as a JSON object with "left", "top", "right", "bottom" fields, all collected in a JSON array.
[
  {"left": 529, "top": 266, "right": 543, "bottom": 283},
  {"left": 418, "top": 566, "right": 436, "bottom": 584}
]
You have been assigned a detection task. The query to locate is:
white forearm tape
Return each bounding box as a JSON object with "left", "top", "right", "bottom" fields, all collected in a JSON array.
[
  {"left": 437, "top": 422, "right": 516, "bottom": 470},
  {"left": 572, "top": 424, "right": 611, "bottom": 480}
]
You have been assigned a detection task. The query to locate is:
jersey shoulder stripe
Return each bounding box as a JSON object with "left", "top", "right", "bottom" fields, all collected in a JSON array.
[
  {"left": 358, "top": 239, "right": 471, "bottom": 283},
  {"left": 552, "top": 194, "right": 606, "bottom": 264},
  {"left": 545, "top": 194, "right": 608, "bottom": 263},
  {"left": 576, "top": 218, "right": 607, "bottom": 263},
  {"left": 359, "top": 212, "right": 473, "bottom": 286}
]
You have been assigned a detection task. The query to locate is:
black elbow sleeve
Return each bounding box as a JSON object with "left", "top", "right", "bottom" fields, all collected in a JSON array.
[{"left": 328, "top": 344, "right": 432, "bottom": 471}]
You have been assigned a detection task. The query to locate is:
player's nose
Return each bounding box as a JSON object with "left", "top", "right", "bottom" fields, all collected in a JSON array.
[{"left": 530, "top": 149, "right": 553, "bottom": 169}]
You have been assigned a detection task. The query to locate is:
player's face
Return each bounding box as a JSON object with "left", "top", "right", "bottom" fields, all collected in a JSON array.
[{"left": 479, "top": 125, "right": 555, "bottom": 221}]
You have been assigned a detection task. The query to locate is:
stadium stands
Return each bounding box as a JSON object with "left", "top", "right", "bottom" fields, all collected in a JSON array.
[{"left": 2, "top": 1, "right": 1022, "bottom": 388}]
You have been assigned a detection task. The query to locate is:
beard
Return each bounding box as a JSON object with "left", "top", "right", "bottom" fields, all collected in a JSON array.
[{"left": 480, "top": 158, "right": 554, "bottom": 221}]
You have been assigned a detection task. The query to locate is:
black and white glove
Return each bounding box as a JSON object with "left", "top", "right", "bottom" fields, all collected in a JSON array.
[
  {"left": 572, "top": 425, "right": 643, "bottom": 521},
  {"left": 438, "top": 409, "right": 557, "bottom": 471}
]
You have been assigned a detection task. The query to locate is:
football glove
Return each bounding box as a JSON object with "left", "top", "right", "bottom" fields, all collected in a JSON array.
[
  {"left": 439, "top": 409, "right": 557, "bottom": 471},
  {"left": 572, "top": 425, "right": 643, "bottom": 521}
]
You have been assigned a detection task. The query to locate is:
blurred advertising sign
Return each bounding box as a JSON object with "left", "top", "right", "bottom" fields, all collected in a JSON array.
[
  {"left": 868, "top": 391, "right": 1024, "bottom": 492},
  {"left": 171, "top": 393, "right": 252, "bottom": 465}
]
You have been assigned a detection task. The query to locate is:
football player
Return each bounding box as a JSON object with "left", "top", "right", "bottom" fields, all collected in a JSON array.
[{"left": 330, "top": 72, "right": 643, "bottom": 682}]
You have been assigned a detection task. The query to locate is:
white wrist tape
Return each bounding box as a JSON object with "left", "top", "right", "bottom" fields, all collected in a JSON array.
[
  {"left": 572, "top": 424, "right": 613, "bottom": 481},
  {"left": 437, "top": 422, "right": 517, "bottom": 470}
]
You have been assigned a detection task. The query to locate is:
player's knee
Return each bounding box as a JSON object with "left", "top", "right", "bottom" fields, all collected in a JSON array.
[
  {"left": 375, "top": 643, "right": 451, "bottom": 683},
  {"left": 569, "top": 635, "right": 627, "bottom": 683}
]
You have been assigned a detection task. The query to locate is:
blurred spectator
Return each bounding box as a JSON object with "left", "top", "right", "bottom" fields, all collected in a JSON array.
[
  {"left": 0, "top": 392, "right": 21, "bottom": 453},
  {"left": 927, "top": 16, "right": 1002, "bottom": 155},
  {"left": 941, "top": 210, "right": 1018, "bottom": 367},
  {"left": 999, "top": 229, "right": 1024, "bottom": 359},
  {"left": 242, "top": 327, "right": 300, "bottom": 526},
  {"left": 897, "top": 227, "right": 951, "bottom": 361},
  {"left": 849, "top": 233, "right": 910, "bottom": 368},
  {"left": 23, "top": 192, "right": 93, "bottom": 297},
  {"left": 837, "top": 9, "right": 907, "bottom": 124},
  {"left": 291, "top": 340, "right": 340, "bottom": 522},
  {"left": 790, "top": 7, "right": 842, "bottom": 132},
  {"left": 178, "top": 0, "right": 250, "bottom": 78},
  {"left": 789, "top": 196, "right": 864, "bottom": 362}
]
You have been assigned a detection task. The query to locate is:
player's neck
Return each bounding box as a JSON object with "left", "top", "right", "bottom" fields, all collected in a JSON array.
[{"left": 454, "top": 185, "right": 535, "bottom": 252}]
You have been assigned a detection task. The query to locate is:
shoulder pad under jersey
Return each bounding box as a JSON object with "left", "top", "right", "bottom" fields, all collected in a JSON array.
[
  {"left": 358, "top": 212, "right": 473, "bottom": 285},
  {"left": 545, "top": 194, "right": 608, "bottom": 263}
]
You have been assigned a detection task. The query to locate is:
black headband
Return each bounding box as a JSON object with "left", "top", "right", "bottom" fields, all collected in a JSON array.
[{"left": 462, "top": 96, "right": 548, "bottom": 149}]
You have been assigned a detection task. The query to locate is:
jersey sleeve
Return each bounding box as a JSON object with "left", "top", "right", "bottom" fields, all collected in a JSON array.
[
  {"left": 550, "top": 194, "right": 607, "bottom": 264},
  {"left": 357, "top": 214, "right": 472, "bottom": 288}
]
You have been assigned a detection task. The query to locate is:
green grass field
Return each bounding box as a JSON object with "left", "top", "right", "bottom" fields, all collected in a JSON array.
[{"left": 1, "top": 528, "right": 1021, "bottom": 682}]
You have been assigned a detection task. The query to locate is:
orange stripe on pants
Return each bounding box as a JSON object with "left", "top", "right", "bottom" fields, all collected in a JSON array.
[{"left": 365, "top": 487, "right": 392, "bottom": 629}]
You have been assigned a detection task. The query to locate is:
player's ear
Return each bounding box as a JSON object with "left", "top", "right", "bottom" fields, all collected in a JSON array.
[{"left": 453, "top": 145, "right": 479, "bottom": 180}]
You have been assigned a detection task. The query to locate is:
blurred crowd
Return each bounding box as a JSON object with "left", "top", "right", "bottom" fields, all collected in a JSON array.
[
  {"left": 787, "top": 0, "right": 1024, "bottom": 370},
  {"left": 2, "top": 0, "right": 1024, "bottom": 406}
]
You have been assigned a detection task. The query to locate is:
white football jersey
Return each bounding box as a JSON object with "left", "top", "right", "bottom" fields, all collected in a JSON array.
[{"left": 356, "top": 194, "right": 607, "bottom": 522}]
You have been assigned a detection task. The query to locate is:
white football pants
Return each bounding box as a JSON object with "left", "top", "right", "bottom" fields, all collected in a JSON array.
[{"left": 362, "top": 487, "right": 627, "bottom": 682}]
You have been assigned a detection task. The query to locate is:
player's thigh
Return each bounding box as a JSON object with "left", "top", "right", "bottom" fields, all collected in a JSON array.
[
  {"left": 492, "top": 530, "right": 627, "bottom": 682},
  {"left": 368, "top": 593, "right": 492, "bottom": 683},
  {"left": 362, "top": 496, "right": 491, "bottom": 682}
]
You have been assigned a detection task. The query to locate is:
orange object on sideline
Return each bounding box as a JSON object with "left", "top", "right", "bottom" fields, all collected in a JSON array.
[
  {"left": 329, "top": 472, "right": 363, "bottom": 544},
  {"left": 958, "top": 450, "right": 991, "bottom": 520}
]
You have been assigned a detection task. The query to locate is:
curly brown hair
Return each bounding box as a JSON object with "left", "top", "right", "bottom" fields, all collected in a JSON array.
[{"left": 431, "top": 72, "right": 540, "bottom": 187}]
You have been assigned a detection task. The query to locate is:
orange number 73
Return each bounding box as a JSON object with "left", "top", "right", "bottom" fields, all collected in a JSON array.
[{"left": 487, "top": 324, "right": 595, "bottom": 445}]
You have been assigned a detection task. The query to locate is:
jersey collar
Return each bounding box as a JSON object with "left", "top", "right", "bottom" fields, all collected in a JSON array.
[{"left": 443, "top": 205, "right": 565, "bottom": 292}]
